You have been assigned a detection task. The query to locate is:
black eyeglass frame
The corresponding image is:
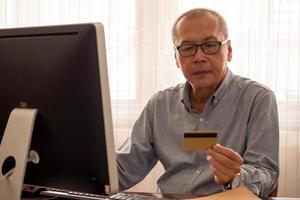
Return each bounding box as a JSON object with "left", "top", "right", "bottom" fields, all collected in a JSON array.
[{"left": 175, "top": 39, "right": 229, "bottom": 57}]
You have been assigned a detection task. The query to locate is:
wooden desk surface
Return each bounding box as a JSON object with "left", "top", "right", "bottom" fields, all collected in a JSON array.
[
  {"left": 266, "top": 198, "right": 300, "bottom": 200},
  {"left": 21, "top": 187, "right": 300, "bottom": 200},
  {"left": 21, "top": 196, "right": 300, "bottom": 200}
]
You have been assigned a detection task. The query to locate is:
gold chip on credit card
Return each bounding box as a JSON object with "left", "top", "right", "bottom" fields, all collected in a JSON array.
[{"left": 183, "top": 130, "right": 218, "bottom": 151}]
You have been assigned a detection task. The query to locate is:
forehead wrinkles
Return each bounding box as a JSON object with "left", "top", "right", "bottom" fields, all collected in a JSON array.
[{"left": 175, "top": 15, "right": 220, "bottom": 44}]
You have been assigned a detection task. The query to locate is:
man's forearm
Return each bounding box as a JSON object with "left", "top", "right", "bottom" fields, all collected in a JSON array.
[{"left": 240, "top": 163, "right": 279, "bottom": 197}]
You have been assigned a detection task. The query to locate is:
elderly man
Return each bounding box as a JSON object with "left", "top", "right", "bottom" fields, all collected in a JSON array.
[{"left": 117, "top": 8, "right": 279, "bottom": 197}]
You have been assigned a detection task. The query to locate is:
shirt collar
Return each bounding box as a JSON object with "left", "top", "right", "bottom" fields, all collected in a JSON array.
[
  {"left": 180, "top": 82, "right": 192, "bottom": 111},
  {"left": 213, "top": 68, "right": 233, "bottom": 104},
  {"left": 180, "top": 68, "right": 233, "bottom": 110}
]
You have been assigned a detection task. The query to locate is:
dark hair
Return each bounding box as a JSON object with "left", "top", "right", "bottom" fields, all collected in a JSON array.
[{"left": 171, "top": 8, "right": 228, "bottom": 44}]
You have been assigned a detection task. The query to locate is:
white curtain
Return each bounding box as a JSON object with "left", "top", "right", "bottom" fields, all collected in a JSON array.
[{"left": 1, "top": 0, "right": 299, "bottom": 197}]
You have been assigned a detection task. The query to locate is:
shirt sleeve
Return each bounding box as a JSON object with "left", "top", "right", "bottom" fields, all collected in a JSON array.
[
  {"left": 116, "top": 98, "right": 158, "bottom": 190},
  {"left": 241, "top": 90, "right": 279, "bottom": 197}
]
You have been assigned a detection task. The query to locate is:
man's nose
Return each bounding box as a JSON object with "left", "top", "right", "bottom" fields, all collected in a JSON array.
[{"left": 192, "top": 46, "right": 207, "bottom": 62}]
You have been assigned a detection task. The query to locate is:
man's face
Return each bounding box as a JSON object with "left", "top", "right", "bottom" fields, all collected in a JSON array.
[{"left": 174, "top": 14, "right": 232, "bottom": 91}]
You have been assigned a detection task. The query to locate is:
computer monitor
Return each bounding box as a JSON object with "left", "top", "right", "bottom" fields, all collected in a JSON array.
[{"left": 0, "top": 23, "right": 118, "bottom": 198}]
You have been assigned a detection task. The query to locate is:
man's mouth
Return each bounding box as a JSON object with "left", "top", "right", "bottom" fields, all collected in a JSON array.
[{"left": 192, "top": 70, "right": 211, "bottom": 75}]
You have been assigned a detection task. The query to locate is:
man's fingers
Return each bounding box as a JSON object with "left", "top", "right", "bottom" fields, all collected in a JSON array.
[
  {"left": 207, "top": 148, "right": 242, "bottom": 172},
  {"left": 207, "top": 155, "right": 237, "bottom": 178},
  {"left": 210, "top": 165, "right": 231, "bottom": 185},
  {"left": 212, "top": 144, "right": 243, "bottom": 164},
  {"left": 206, "top": 144, "right": 243, "bottom": 185}
]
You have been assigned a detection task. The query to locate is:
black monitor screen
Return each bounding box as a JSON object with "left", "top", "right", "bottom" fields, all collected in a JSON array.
[{"left": 0, "top": 23, "right": 118, "bottom": 196}]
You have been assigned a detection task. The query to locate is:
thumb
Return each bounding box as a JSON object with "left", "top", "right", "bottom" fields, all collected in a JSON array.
[{"left": 214, "top": 175, "right": 221, "bottom": 185}]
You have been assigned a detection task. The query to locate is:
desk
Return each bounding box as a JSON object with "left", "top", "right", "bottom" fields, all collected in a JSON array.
[
  {"left": 21, "top": 194, "right": 300, "bottom": 200},
  {"left": 21, "top": 196, "right": 300, "bottom": 200},
  {"left": 127, "top": 192, "right": 300, "bottom": 200},
  {"left": 21, "top": 187, "right": 300, "bottom": 200},
  {"left": 266, "top": 199, "right": 300, "bottom": 200}
]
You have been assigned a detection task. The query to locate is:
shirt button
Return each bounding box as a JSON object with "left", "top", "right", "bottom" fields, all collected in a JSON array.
[
  {"left": 196, "top": 170, "right": 201, "bottom": 174},
  {"left": 199, "top": 118, "right": 204, "bottom": 122}
]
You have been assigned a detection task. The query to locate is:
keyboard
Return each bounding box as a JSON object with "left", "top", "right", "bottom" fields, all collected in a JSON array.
[
  {"left": 40, "top": 190, "right": 172, "bottom": 200},
  {"left": 108, "top": 192, "right": 172, "bottom": 200},
  {"left": 41, "top": 190, "right": 108, "bottom": 199}
]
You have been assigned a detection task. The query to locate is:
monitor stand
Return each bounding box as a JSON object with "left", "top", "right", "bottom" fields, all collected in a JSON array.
[{"left": 0, "top": 108, "right": 37, "bottom": 200}]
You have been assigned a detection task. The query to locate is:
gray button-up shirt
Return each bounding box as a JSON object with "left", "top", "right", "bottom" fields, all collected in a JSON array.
[{"left": 117, "top": 68, "right": 279, "bottom": 197}]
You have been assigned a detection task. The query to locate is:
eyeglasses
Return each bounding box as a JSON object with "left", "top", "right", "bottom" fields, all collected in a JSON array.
[{"left": 175, "top": 39, "right": 229, "bottom": 57}]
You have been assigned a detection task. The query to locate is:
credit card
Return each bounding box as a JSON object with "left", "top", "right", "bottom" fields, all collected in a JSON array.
[{"left": 183, "top": 130, "right": 218, "bottom": 151}]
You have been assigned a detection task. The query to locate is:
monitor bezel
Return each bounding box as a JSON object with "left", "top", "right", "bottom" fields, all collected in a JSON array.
[{"left": 0, "top": 22, "right": 119, "bottom": 196}]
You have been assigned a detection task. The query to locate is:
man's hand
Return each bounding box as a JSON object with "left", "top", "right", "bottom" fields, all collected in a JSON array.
[{"left": 206, "top": 144, "right": 243, "bottom": 185}]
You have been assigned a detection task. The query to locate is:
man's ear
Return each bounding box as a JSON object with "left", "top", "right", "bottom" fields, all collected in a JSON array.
[
  {"left": 227, "top": 40, "right": 232, "bottom": 62},
  {"left": 174, "top": 52, "right": 180, "bottom": 68}
]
